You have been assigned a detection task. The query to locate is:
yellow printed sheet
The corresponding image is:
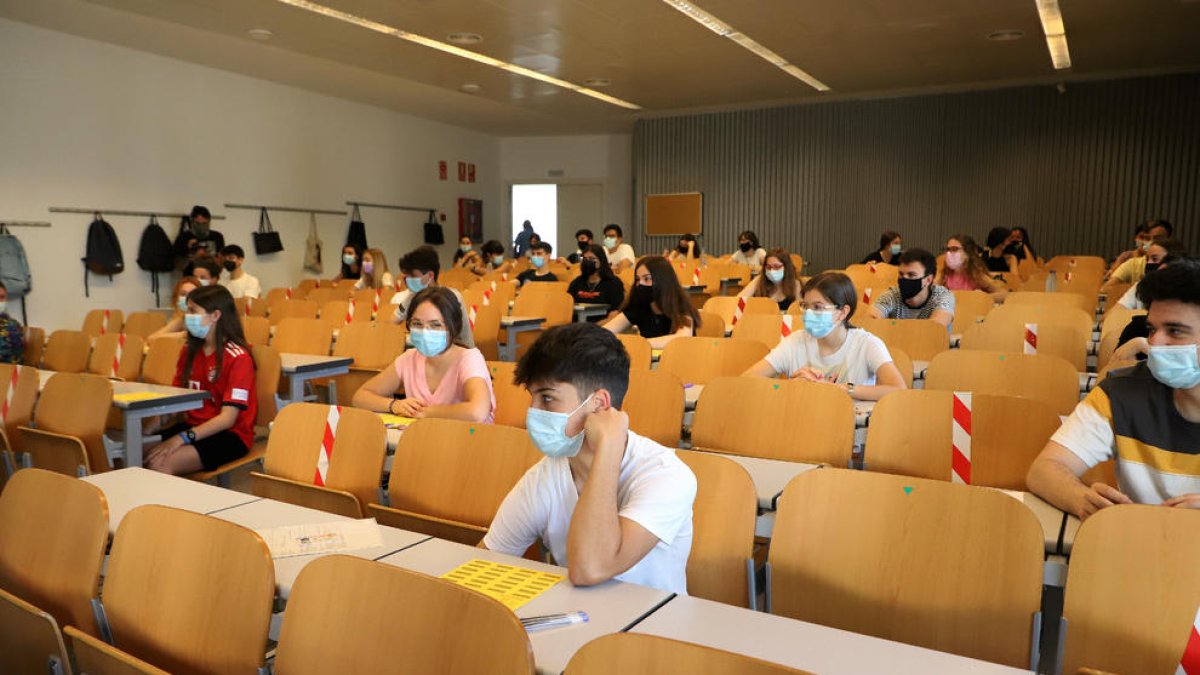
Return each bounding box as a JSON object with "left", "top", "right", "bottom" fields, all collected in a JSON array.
[
  {"left": 440, "top": 559, "right": 563, "bottom": 610},
  {"left": 377, "top": 413, "right": 417, "bottom": 429},
  {"left": 113, "top": 391, "right": 169, "bottom": 403}
]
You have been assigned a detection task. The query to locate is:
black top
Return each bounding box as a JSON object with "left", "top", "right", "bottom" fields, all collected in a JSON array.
[
  {"left": 775, "top": 298, "right": 791, "bottom": 312},
  {"left": 861, "top": 250, "right": 886, "bottom": 264},
  {"left": 622, "top": 303, "right": 674, "bottom": 339},
  {"left": 568, "top": 276, "right": 625, "bottom": 315},
  {"left": 1117, "top": 315, "right": 1149, "bottom": 361},
  {"left": 517, "top": 270, "right": 558, "bottom": 285},
  {"left": 984, "top": 254, "right": 1010, "bottom": 273}
]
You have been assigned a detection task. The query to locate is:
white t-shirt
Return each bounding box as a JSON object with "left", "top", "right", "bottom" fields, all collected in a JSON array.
[
  {"left": 390, "top": 286, "right": 474, "bottom": 348},
  {"left": 223, "top": 272, "right": 262, "bottom": 299},
  {"left": 606, "top": 243, "right": 637, "bottom": 268},
  {"left": 355, "top": 272, "right": 395, "bottom": 291},
  {"left": 764, "top": 327, "right": 893, "bottom": 385},
  {"left": 482, "top": 430, "right": 697, "bottom": 595},
  {"left": 1117, "top": 281, "right": 1144, "bottom": 310},
  {"left": 731, "top": 247, "right": 767, "bottom": 272}
]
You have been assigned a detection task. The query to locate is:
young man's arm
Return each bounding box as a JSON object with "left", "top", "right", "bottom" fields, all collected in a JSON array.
[
  {"left": 929, "top": 308, "right": 954, "bottom": 327},
  {"left": 1027, "top": 442, "right": 1131, "bottom": 519}
]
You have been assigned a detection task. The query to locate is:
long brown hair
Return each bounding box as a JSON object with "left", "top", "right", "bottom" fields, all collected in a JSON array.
[
  {"left": 181, "top": 285, "right": 253, "bottom": 384},
  {"left": 754, "top": 248, "right": 800, "bottom": 305},
  {"left": 621, "top": 255, "right": 701, "bottom": 332},
  {"left": 939, "top": 234, "right": 993, "bottom": 288}
]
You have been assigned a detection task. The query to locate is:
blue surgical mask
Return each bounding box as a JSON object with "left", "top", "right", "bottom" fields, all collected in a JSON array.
[
  {"left": 184, "top": 313, "right": 211, "bottom": 339},
  {"left": 526, "top": 394, "right": 594, "bottom": 459},
  {"left": 0, "top": 301, "right": 7, "bottom": 315},
  {"left": 530, "top": 255, "right": 545, "bottom": 269},
  {"left": 765, "top": 268, "right": 785, "bottom": 284},
  {"left": 492, "top": 255, "right": 505, "bottom": 267},
  {"left": 342, "top": 253, "right": 357, "bottom": 266},
  {"left": 460, "top": 244, "right": 472, "bottom": 253},
  {"left": 803, "top": 309, "right": 836, "bottom": 339},
  {"left": 197, "top": 278, "right": 211, "bottom": 287},
  {"left": 176, "top": 296, "right": 188, "bottom": 313},
  {"left": 1147, "top": 344, "right": 1200, "bottom": 390},
  {"left": 405, "top": 276, "right": 427, "bottom": 294},
  {"left": 410, "top": 328, "right": 449, "bottom": 357},
  {"left": 603, "top": 236, "right": 617, "bottom": 249},
  {"left": 890, "top": 243, "right": 902, "bottom": 255}
]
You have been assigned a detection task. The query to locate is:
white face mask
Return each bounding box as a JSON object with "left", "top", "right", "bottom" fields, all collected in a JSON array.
[
  {"left": 197, "top": 278, "right": 211, "bottom": 287},
  {"left": 0, "top": 301, "right": 7, "bottom": 315}
]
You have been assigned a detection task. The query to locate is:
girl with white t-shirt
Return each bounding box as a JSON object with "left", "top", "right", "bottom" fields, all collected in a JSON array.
[
  {"left": 353, "top": 247, "right": 395, "bottom": 290},
  {"left": 742, "top": 271, "right": 906, "bottom": 401},
  {"left": 730, "top": 230, "right": 767, "bottom": 274}
]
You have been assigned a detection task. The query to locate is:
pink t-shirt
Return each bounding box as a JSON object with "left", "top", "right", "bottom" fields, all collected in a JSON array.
[
  {"left": 942, "top": 271, "right": 978, "bottom": 291},
  {"left": 392, "top": 347, "right": 496, "bottom": 422}
]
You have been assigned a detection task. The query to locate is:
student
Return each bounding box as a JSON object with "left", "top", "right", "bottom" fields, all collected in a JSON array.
[
  {"left": 453, "top": 236, "right": 479, "bottom": 269},
  {"left": 861, "top": 230, "right": 902, "bottom": 265},
  {"left": 743, "top": 272, "right": 905, "bottom": 400},
  {"left": 1026, "top": 259, "right": 1200, "bottom": 518},
  {"left": 517, "top": 242, "right": 558, "bottom": 285},
  {"left": 334, "top": 244, "right": 364, "bottom": 282},
  {"left": 176, "top": 205, "right": 225, "bottom": 260},
  {"left": 730, "top": 230, "right": 766, "bottom": 274},
  {"left": 218, "top": 245, "right": 261, "bottom": 299},
  {"left": 1108, "top": 221, "right": 1157, "bottom": 275},
  {"left": 869, "top": 248, "right": 955, "bottom": 329},
  {"left": 1105, "top": 220, "right": 1174, "bottom": 292},
  {"left": 738, "top": 248, "right": 802, "bottom": 312},
  {"left": 149, "top": 276, "right": 200, "bottom": 341},
  {"left": 526, "top": 233, "right": 543, "bottom": 257},
  {"left": 469, "top": 240, "right": 515, "bottom": 277},
  {"left": 354, "top": 247, "right": 394, "bottom": 290},
  {"left": 664, "top": 234, "right": 701, "bottom": 264},
  {"left": 0, "top": 282, "right": 24, "bottom": 364},
  {"left": 603, "top": 224, "right": 636, "bottom": 271},
  {"left": 186, "top": 260, "right": 219, "bottom": 287},
  {"left": 145, "top": 285, "right": 256, "bottom": 475},
  {"left": 568, "top": 245, "right": 625, "bottom": 318},
  {"left": 354, "top": 287, "right": 494, "bottom": 422},
  {"left": 1116, "top": 238, "right": 1187, "bottom": 310},
  {"left": 514, "top": 220, "right": 535, "bottom": 258},
  {"left": 482, "top": 323, "right": 697, "bottom": 594},
  {"left": 983, "top": 227, "right": 1020, "bottom": 275},
  {"left": 390, "top": 246, "right": 474, "bottom": 347},
  {"left": 567, "top": 228, "right": 593, "bottom": 264},
  {"left": 603, "top": 256, "right": 700, "bottom": 349},
  {"left": 1007, "top": 226, "right": 1039, "bottom": 264},
  {"left": 935, "top": 235, "right": 1006, "bottom": 301}
]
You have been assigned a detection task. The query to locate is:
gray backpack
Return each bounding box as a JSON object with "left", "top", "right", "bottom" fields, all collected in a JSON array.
[{"left": 0, "top": 228, "right": 32, "bottom": 297}]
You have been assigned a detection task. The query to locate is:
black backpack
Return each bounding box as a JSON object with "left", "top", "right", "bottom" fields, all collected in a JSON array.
[
  {"left": 345, "top": 204, "right": 369, "bottom": 251},
  {"left": 82, "top": 213, "right": 124, "bottom": 297},
  {"left": 136, "top": 215, "right": 175, "bottom": 305},
  {"left": 424, "top": 213, "right": 445, "bottom": 245}
]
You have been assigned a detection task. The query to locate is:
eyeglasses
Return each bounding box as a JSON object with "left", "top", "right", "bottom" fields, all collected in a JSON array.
[
  {"left": 764, "top": 264, "right": 786, "bottom": 271},
  {"left": 944, "top": 245, "right": 963, "bottom": 253},
  {"left": 409, "top": 320, "right": 446, "bottom": 331},
  {"left": 799, "top": 303, "right": 840, "bottom": 312}
]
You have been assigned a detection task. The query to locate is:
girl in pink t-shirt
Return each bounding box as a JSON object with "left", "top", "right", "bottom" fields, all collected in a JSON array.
[
  {"left": 935, "top": 234, "right": 1008, "bottom": 302},
  {"left": 352, "top": 287, "right": 495, "bottom": 422}
]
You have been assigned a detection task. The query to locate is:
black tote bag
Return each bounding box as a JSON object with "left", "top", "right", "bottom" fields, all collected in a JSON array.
[{"left": 253, "top": 208, "right": 284, "bottom": 255}]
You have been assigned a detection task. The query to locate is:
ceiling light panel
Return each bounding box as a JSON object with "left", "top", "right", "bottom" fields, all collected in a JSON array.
[
  {"left": 1035, "top": 0, "right": 1072, "bottom": 69},
  {"left": 660, "top": 0, "right": 829, "bottom": 91},
  {"left": 272, "top": 0, "right": 641, "bottom": 109}
]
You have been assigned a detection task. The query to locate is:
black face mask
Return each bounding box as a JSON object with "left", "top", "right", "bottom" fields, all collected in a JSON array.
[
  {"left": 578, "top": 240, "right": 589, "bottom": 251},
  {"left": 581, "top": 260, "right": 598, "bottom": 277},
  {"left": 222, "top": 260, "right": 237, "bottom": 272},
  {"left": 678, "top": 244, "right": 689, "bottom": 254},
  {"left": 632, "top": 284, "right": 655, "bottom": 305},
  {"left": 1144, "top": 261, "right": 1163, "bottom": 274},
  {"left": 898, "top": 277, "right": 926, "bottom": 301},
  {"left": 739, "top": 242, "right": 752, "bottom": 253}
]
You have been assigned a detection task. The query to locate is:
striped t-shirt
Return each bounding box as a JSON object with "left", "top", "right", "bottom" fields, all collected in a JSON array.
[{"left": 1052, "top": 363, "right": 1200, "bottom": 504}]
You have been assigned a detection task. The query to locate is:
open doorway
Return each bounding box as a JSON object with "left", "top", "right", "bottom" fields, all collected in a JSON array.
[
  {"left": 510, "top": 183, "right": 605, "bottom": 259},
  {"left": 510, "top": 184, "right": 557, "bottom": 256}
]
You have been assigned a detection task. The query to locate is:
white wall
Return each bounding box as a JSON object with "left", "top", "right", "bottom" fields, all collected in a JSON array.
[{"left": 0, "top": 18, "right": 502, "bottom": 332}]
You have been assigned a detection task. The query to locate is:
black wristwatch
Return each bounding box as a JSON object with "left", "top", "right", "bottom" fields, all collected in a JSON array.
[{"left": 179, "top": 429, "right": 197, "bottom": 445}]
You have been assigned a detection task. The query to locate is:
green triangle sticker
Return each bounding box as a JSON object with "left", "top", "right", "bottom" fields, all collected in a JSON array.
[
  {"left": 772, "top": 383, "right": 780, "bottom": 390},
  {"left": 903, "top": 486, "right": 913, "bottom": 494},
  {"left": 468, "top": 427, "right": 475, "bottom": 435}
]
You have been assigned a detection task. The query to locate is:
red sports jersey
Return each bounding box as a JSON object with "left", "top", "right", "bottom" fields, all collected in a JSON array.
[{"left": 173, "top": 342, "right": 258, "bottom": 449}]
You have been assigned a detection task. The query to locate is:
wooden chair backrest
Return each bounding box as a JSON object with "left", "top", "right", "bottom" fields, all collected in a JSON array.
[
  {"left": 950, "top": 289, "right": 994, "bottom": 334},
  {"left": 272, "top": 318, "right": 332, "bottom": 356},
  {"left": 1004, "top": 291, "right": 1094, "bottom": 316},
  {"left": 259, "top": 403, "right": 386, "bottom": 513},
  {"left": 319, "top": 300, "right": 350, "bottom": 331},
  {"left": 1100, "top": 305, "right": 1143, "bottom": 339},
  {"left": 731, "top": 313, "right": 793, "bottom": 349},
  {"left": 469, "top": 279, "right": 517, "bottom": 309},
  {"left": 22, "top": 326, "right": 45, "bottom": 367},
  {"left": 1095, "top": 324, "right": 1133, "bottom": 371},
  {"left": 990, "top": 303, "right": 1094, "bottom": 336},
  {"left": 692, "top": 377, "right": 853, "bottom": 465},
  {"left": 616, "top": 333, "right": 652, "bottom": 370},
  {"left": 42, "top": 330, "right": 91, "bottom": 373},
  {"left": 334, "top": 278, "right": 360, "bottom": 292},
  {"left": 1061, "top": 505, "right": 1200, "bottom": 675},
  {"left": 332, "top": 322, "right": 405, "bottom": 368},
  {"left": 695, "top": 310, "right": 725, "bottom": 338},
  {"left": 0, "top": 468, "right": 108, "bottom": 636},
  {"left": 856, "top": 317, "right": 950, "bottom": 362},
  {"left": 386, "top": 418, "right": 541, "bottom": 530},
  {"left": 887, "top": 345, "right": 914, "bottom": 389},
  {"left": 865, "top": 390, "right": 1061, "bottom": 489},
  {"left": 240, "top": 316, "right": 270, "bottom": 348},
  {"left": 0, "top": 587, "right": 72, "bottom": 675},
  {"left": 625, "top": 369, "right": 684, "bottom": 448},
  {"left": 961, "top": 317, "right": 1089, "bottom": 371},
  {"left": 519, "top": 280, "right": 570, "bottom": 296},
  {"left": 276, "top": 555, "right": 534, "bottom": 675},
  {"left": 741, "top": 296, "right": 779, "bottom": 316},
  {"left": 66, "top": 625, "right": 170, "bottom": 675},
  {"left": 0, "top": 364, "right": 39, "bottom": 452},
  {"left": 925, "top": 350, "right": 1080, "bottom": 416},
  {"left": 658, "top": 337, "right": 769, "bottom": 386},
  {"left": 565, "top": 633, "right": 808, "bottom": 674},
  {"left": 1046, "top": 255, "right": 1107, "bottom": 274},
  {"left": 351, "top": 287, "right": 396, "bottom": 317},
  {"left": 122, "top": 312, "right": 167, "bottom": 339},
  {"left": 438, "top": 268, "right": 476, "bottom": 290},
  {"left": 32, "top": 373, "right": 113, "bottom": 473},
  {"left": 675, "top": 451, "right": 757, "bottom": 608},
  {"left": 268, "top": 299, "right": 318, "bottom": 326},
  {"left": 242, "top": 295, "right": 270, "bottom": 318},
  {"left": 770, "top": 469, "right": 1043, "bottom": 667},
  {"left": 307, "top": 287, "right": 351, "bottom": 307},
  {"left": 264, "top": 286, "right": 293, "bottom": 306},
  {"left": 141, "top": 336, "right": 185, "bottom": 386},
  {"left": 468, "top": 302, "right": 502, "bottom": 361},
  {"left": 702, "top": 296, "right": 738, "bottom": 327},
  {"left": 103, "top": 505, "right": 274, "bottom": 675},
  {"left": 251, "top": 344, "right": 282, "bottom": 428},
  {"left": 487, "top": 361, "right": 530, "bottom": 428},
  {"left": 88, "top": 333, "right": 144, "bottom": 381},
  {"left": 81, "top": 309, "right": 124, "bottom": 338},
  {"left": 513, "top": 290, "right": 574, "bottom": 326}
]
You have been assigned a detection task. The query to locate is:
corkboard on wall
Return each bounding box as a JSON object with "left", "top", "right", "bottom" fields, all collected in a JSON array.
[{"left": 646, "top": 192, "right": 702, "bottom": 235}]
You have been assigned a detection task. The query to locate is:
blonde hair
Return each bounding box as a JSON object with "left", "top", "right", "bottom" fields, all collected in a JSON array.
[{"left": 361, "top": 248, "right": 391, "bottom": 288}]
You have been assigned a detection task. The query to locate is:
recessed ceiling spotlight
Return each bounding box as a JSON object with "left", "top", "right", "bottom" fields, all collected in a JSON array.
[
  {"left": 987, "top": 29, "right": 1025, "bottom": 41},
  {"left": 583, "top": 78, "right": 611, "bottom": 88},
  {"left": 460, "top": 82, "right": 482, "bottom": 94},
  {"left": 446, "top": 32, "right": 483, "bottom": 45},
  {"left": 247, "top": 28, "right": 275, "bottom": 41}
]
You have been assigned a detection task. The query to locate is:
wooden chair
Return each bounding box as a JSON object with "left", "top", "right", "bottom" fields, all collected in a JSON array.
[
  {"left": 950, "top": 289, "right": 994, "bottom": 334},
  {"left": 42, "top": 330, "right": 91, "bottom": 373},
  {"left": 438, "top": 268, "right": 476, "bottom": 290},
  {"left": 566, "top": 633, "right": 808, "bottom": 674},
  {"left": 1096, "top": 358, "right": 1137, "bottom": 384},
  {"left": 864, "top": 390, "right": 1061, "bottom": 490},
  {"left": 925, "top": 350, "right": 1081, "bottom": 416},
  {"left": 510, "top": 290, "right": 574, "bottom": 358},
  {"left": 240, "top": 315, "right": 270, "bottom": 347},
  {"left": 307, "top": 287, "right": 351, "bottom": 307},
  {"left": 0, "top": 468, "right": 109, "bottom": 638},
  {"left": 990, "top": 303, "right": 1094, "bottom": 337},
  {"left": 265, "top": 286, "right": 296, "bottom": 306},
  {"left": 66, "top": 626, "right": 169, "bottom": 675},
  {"left": 1046, "top": 255, "right": 1107, "bottom": 275},
  {"left": 319, "top": 300, "right": 350, "bottom": 332},
  {"left": 468, "top": 279, "right": 517, "bottom": 310},
  {"left": 856, "top": 317, "right": 949, "bottom": 362},
  {"left": 121, "top": 312, "right": 167, "bottom": 339},
  {"left": 88, "top": 333, "right": 144, "bottom": 381},
  {"left": 469, "top": 302, "right": 502, "bottom": 361},
  {"left": 658, "top": 337, "right": 769, "bottom": 386},
  {"left": 695, "top": 310, "right": 725, "bottom": 338},
  {"left": 488, "top": 361, "right": 530, "bottom": 428},
  {"left": 961, "top": 315, "right": 1090, "bottom": 371},
  {"left": 1059, "top": 505, "right": 1200, "bottom": 675},
  {"left": 0, "top": 587, "right": 74, "bottom": 675},
  {"left": 625, "top": 369, "right": 684, "bottom": 447},
  {"left": 731, "top": 313, "right": 793, "bottom": 349},
  {"left": 369, "top": 418, "right": 541, "bottom": 545},
  {"left": 1005, "top": 291, "right": 1094, "bottom": 317},
  {"left": 675, "top": 451, "right": 758, "bottom": 608},
  {"left": 97, "top": 505, "right": 275, "bottom": 675},
  {"left": 0, "top": 364, "right": 39, "bottom": 461},
  {"left": 81, "top": 309, "right": 124, "bottom": 338},
  {"left": 268, "top": 299, "right": 318, "bottom": 326},
  {"left": 518, "top": 280, "right": 570, "bottom": 296},
  {"left": 249, "top": 403, "right": 385, "bottom": 518},
  {"left": 616, "top": 333, "right": 652, "bottom": 371},
  {"left": 19, "top": 373, "right": 113, "bottom": 476},
  {"left": 692, "top": 377, "right": 854, "bottom": 466},
  {"left": 702, "top": 297, "right": 739, "bottom": 327},
  {"left": 21, "top": 326, "right": 45, "bottom": 367},
  {"left": 768, "top": 469, "right": 1044, "bottom": 668},
  {"left": 275, "top": 555, "right": 534, "bottom": 674},
  {"left": 272, "top": 318, "right": 332, "bottom": 356},
  {"left": 349, "top": 287, "right": 395, "bottom": 322},
  {"left": 327, "top": 322, "right": 405, "bottom": 404},
  {"left": 140, "top": 337, "right": 184, "bottom": 386}
]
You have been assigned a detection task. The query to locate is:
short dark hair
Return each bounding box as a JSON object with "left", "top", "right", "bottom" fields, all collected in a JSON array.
[
  {"left": 406, "top": 286, "right": 464, "bottom": 347},
  {"left": 603, "top": 224, "right": 623, "bottom": 238},
  {"left": 802, "top": 272, "right": 858, "bottom": 327},
  {"left": 575, "top": 229, "right": 594, "bottom": 240},
  {"left": 985, "top": 227, "right": 1012, "bottom": 250},
  {"left": 1133, "top": 222, "right": 1152, "bottom": 236},
  {"left": 190, "top": 205, "right": 211, "bottom": 221},
  {"left": 400, "top": 246, "right": 441, "bottom": 281},
  {"left": 481, "top": 240, "right": 505, "bottom": 257},
  {"left": 1151, "top": 237, "right": 1188, "bottom": 261},
  {"left": 1137, "top": 257, "right": 1200, "bottom": 308},
  {"left": 514, "top": 323, "right": 630, "bottom": 408},
  {"left": 531, "top": 241, "right": 551, "bottom": 255},
  {"left": 187, "top": 259, "right": 220, "bottom": 278},
  {"left": 1146, "top": 219, "right": 1174, "bottom": 236},
  {"left": 898, "top": 248, "right": 937, "bottom": 277},
  {"left": 220, "top": 244, "right": 245, "bottom": 259},
  {"left": 738, "top": 230, "right": 760, "bottom": 249},
  {"left": 879, "top": 230, "right": 901, "bottom": 250}
]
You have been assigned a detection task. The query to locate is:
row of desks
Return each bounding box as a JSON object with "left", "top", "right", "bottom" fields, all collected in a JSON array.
[{"left": 80, "top": 468, "right": 1026, "bottom": 675}]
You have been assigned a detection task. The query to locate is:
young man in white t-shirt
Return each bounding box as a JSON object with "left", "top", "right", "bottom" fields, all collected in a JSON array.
[
  {"left": 602, "top": 224, "right": 637, "bottom": 272},
  {"left": 218, "top": 245, "right": 261, "bottom": 299},
  {"left": 482, "top": 323, "right": 697, "bottom": 594}
]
